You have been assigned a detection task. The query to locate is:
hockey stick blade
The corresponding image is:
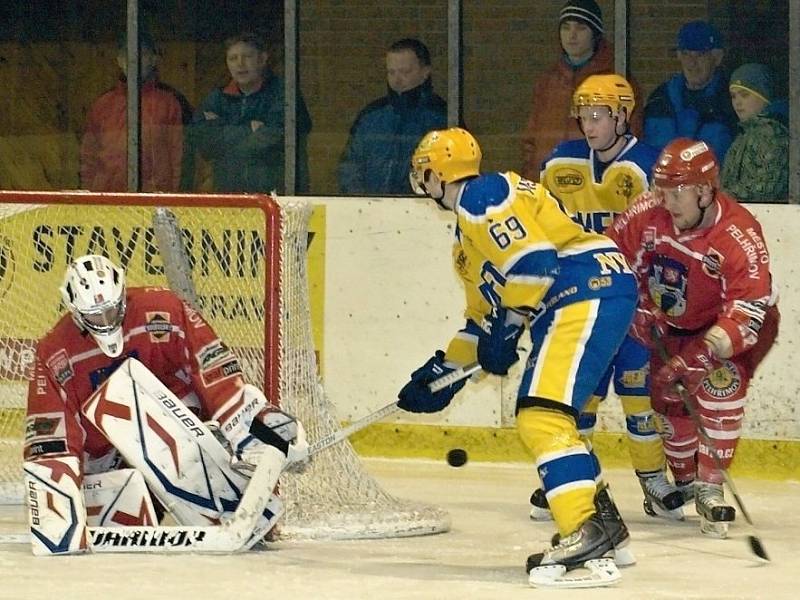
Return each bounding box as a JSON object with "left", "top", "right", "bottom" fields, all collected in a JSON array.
[
  {"left": 653, "top": 336, "right": 769, "bottom": 562},
  {"left": 308, "top": 362, "right": 482, "bottom": 455}
]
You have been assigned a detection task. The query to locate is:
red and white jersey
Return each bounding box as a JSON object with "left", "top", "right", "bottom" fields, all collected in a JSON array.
[
  {"left": 607, "top": 190, "right": 777, "bottom": 355},
  {"left": 25, "top": 287, "right": 245, "bottom": 465}
]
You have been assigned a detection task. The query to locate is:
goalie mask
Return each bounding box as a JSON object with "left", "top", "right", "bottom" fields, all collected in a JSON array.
[{"left": 60, "top": 255, "right": 127, "bottom": 358}]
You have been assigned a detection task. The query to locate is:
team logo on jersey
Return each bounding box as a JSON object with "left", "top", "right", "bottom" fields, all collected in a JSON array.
[
  {"left": 614, "top": 173, "right": 634, "bottom": 200},
  {"left": 552, "top": 168, "right": 584, "bottom": 191},
  {"left": 701, "top": 361, "right": 741, "bottom": 400},
  {"left": 200, "top": 358, "right": 242, "bottom": 387},
  {"left": 702, "top": 248, "right": 724, "bottom": 279},
  {"left": 454, "top": 248, "right": 469, "bottom": 277},
  {"left": 196, "top": 340, "right": 233, "bottom": 370},
  {"left": 46, "top": 348, "right": 73, "bottom": 385},
  {"left": 649, "top": 256, "right": 687, "bottom": 316},
  {"left": 24, "top": 413, "right": 64, "bottom": 441},
  {"left": 620, "top": 368, "right": 647, "bottom": 388},
  {"left": 643, "top": 228, "right": 656, "bottom": 251},
  {"left": 145, "top": 311, "right": 172, "bottom": 342},
  {"left": 652, "top": 412, "right": 672, "bottom": 440}
]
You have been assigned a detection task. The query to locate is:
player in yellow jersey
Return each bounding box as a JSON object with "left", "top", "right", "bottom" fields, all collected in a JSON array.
[
  {"left": 531, "top": 74, "right": 685, "bottom": 521},
  {"left": 397, "top": 127, "right": 638, "bottom": 588}
]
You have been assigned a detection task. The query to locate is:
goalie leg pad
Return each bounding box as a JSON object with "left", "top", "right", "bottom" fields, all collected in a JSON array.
[
  {"left": 84, "top": 469, "right": 158, "bottom": 527},
  {"left": 81, "top": 358, "right": 253, "bottom": 526},
  {"left": 24, "top": 456, "right": 88, "bottom": 556}
]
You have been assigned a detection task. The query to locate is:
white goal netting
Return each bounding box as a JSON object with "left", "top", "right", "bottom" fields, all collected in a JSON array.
[{"left": 0, "top": 191, "right": 449, "bottom": 540}]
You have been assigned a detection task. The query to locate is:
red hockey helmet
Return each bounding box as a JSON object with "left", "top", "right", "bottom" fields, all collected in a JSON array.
[{"left": 652, "top": 138, "right": 720, "bottom": 188}]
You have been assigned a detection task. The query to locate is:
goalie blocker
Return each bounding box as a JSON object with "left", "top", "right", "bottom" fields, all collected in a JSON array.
[{"left": 24, "top": 358, "right": 308, "bottom": 555}]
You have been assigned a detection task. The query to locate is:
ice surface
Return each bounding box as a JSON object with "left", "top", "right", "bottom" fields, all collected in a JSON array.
[{"left": 1, "top": 459, "right": 796, "bottom": 600}]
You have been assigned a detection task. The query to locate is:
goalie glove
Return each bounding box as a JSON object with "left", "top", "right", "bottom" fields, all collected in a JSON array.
[
  {"left": 477, "top": 307, "right": 525, "bottom": 375},
  {"left": 397, "top": 350, "right": 467, "bottom": 413},
  {"left": 218, "top": 384, "right": 310, "bottom": 475}
]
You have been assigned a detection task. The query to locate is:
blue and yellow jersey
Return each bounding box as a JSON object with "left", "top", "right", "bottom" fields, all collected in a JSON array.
[
  {"left": 540, "top": 136, "right": 659, "bottom": 233},
  {"left": 450, "top": 171, "right": 636, "bottom": 329}
]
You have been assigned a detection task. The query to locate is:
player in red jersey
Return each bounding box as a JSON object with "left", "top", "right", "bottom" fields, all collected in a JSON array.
[
  {"left": 24, "top": 255, "right": 308, "bottom": 555},
  {"left": 607, "top": 138, "right": 779, "bottom": 538}
]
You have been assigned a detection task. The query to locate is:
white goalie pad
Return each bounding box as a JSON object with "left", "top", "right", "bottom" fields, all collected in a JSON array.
[
  {"left": 84, "top": 469, "right": 158, "bottom": 527},
  {"left": 24, "top": 456, "right": 88, "bottom": 556},
  {"left": 81, "top": 358, "right": 282, "bottom": 531}
]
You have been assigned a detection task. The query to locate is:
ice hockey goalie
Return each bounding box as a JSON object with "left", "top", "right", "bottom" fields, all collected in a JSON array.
[{"left": 23, "top": 254, "right": 309, "bottom": 555}]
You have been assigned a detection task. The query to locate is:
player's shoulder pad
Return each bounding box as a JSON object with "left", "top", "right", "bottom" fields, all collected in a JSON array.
[
  {"left": 459, "top": 173, "right": 512, "bottom": 217},
  {"left": 610, "top": 190, "right": 661, "bottom": 234},
  {"left": 548, "top": 139, "right": 590, "bottom": 162},
  {"left": 127, "top": 286, "right": 184, "bottom": 310},
  {"left": 623, "top": 140, "right": 661, "bottom": 171}
]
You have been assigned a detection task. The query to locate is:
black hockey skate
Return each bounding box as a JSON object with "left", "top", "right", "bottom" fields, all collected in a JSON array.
[
  {"left": 529, "top": 488, "right": 552, "bottom": 521},
  {"left": 526, "top": 486, "right": 632, "bottom": 588},
  {"left": 695, "top": 482, "right": 735, "bottom": 538},
  {"left": 637, "top": 469, "right": 685, "bottom": 520}
]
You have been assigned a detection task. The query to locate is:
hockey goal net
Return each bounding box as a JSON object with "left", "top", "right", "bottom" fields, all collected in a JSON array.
[{"left": 0, "top": 191, "right": 448, "bottom": 540}]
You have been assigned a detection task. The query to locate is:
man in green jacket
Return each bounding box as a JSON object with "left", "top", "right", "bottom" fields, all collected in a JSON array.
[{"left": 191, "top": 32, "right": 312, "bottom": 193}]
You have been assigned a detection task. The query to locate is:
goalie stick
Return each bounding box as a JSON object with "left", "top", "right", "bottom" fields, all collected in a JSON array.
[
  {"left": 0, "top": 363, "right": 483, "bottom": 550},
  {"left": 653, "top": 335, "right": 769, "bottom": 562}
]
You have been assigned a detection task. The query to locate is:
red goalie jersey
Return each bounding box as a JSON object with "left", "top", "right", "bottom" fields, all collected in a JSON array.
[
  {"left": 607, "top": 190, "right": 778, "bottom": 358},
  {"left": 25, "top": 287, "right": 245, "bottom": 468}
]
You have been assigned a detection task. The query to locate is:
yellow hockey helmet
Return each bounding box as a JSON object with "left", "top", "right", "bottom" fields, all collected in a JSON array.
[
  {"left": 572, "top": 74, "right": 636, "bottom": 117},
  {"left": 409, "top": 127, "right": 482, "bottom": 194}
]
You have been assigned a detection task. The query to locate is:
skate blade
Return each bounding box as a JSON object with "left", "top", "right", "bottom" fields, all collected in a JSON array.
[
  {"left": 529, "top": 506, "right": 553, "bottom": 521},
  {"left": 528, "top": 558, "right": 621, "bottom": 589},
  {"left": 700, "top": 517, "right": 729, "bottom": 539},
  {"left": 644, "top": 499, "right": 685, "bottom": 521}
]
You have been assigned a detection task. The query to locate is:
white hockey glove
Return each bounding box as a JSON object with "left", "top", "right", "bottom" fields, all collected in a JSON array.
[
  {"left": 248, "top": 407, "right": 310, "bottom": 474},
  {"left": 218, "top": 384, "right": 310, "bottom": 476}
]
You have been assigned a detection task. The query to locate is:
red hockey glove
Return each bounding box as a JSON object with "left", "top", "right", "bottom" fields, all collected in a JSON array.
[
  {"left": 629, "top": 298, "right": 669, "bottom": 350},
  {"left": 654, "top": 338, "right": 716, "bottom": 396}
]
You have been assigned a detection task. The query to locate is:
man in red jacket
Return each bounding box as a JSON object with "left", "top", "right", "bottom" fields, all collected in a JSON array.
[
  {"left": 80, "top": 32, "right": 193, "bottom": 192},
  {"left": 606, "top": 138, "right": 779, "bottom": 538}
]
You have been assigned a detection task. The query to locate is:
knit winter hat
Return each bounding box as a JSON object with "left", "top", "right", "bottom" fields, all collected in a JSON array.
[
  {"left": 560, "top": 0, "right": 604, "bottom": 37},
  {"left": 729, "top": 63, "right": 773, "bottom": 103}
]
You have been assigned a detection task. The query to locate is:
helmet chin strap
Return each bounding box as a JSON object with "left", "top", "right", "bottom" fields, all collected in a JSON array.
[
  {"left": 687, "top": 187, "right": 713, "bottom": 230},
  {"left": 596, "top": 116, "right": 627, "bottom": 154}
]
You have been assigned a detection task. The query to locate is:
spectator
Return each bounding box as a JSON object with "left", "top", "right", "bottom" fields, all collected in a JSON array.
[
  {"left": 80, "top": 32, "right": 193, "bottom": 192},
  {"left": 338, "top": 38, "right": 447, "bottom": 195},
  {"left": 643, "top": 20, "right": 737, "bottom": 161},
  {"left": 191, "top": 32, "right": 312, "bottom": 193},
  {"left": 721, "top": 63, "right": 789, "bottom": 203},
  {"left": 520, "top": 0, "right": 644, "bottom": 181}
]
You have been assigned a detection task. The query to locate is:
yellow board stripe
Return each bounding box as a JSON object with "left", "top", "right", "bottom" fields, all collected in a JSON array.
[{"left": 349, "top": 423, "right": 800, "bottom": 481}]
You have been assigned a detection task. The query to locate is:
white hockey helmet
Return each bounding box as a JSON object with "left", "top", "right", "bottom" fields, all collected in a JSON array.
[{"left": 60, "top": 255, "right": 127, "bottom": 358}]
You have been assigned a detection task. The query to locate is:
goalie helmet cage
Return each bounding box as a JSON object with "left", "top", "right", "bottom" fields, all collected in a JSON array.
[{"left": 0, "top": 190, "right": 449, "bottom": 540}]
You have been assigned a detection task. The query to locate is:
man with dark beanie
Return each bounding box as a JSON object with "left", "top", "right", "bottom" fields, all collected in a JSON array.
[{"left": 520, "top": 0, "right": 643, "bottom": 180}]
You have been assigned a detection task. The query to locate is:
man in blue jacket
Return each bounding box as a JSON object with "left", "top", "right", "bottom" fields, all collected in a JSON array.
[
  {"left": 338, "top": 38, "right": 447, "bottom": 195},
  {"left": 643, "top": 21, "right": 737, "bottom": 162}
]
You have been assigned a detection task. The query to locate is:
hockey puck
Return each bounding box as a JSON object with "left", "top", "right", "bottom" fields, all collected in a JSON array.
[{"left": 446, "top": 448, "right": 468, "bottom": 468}]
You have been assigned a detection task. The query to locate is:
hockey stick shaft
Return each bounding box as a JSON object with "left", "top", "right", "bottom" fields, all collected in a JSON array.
[
  {"left": 653, "top": 335, "right": 768, "bottom": 560},
  {"left": 308, "top": 361, "right": 482, "bottom": 455}
]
